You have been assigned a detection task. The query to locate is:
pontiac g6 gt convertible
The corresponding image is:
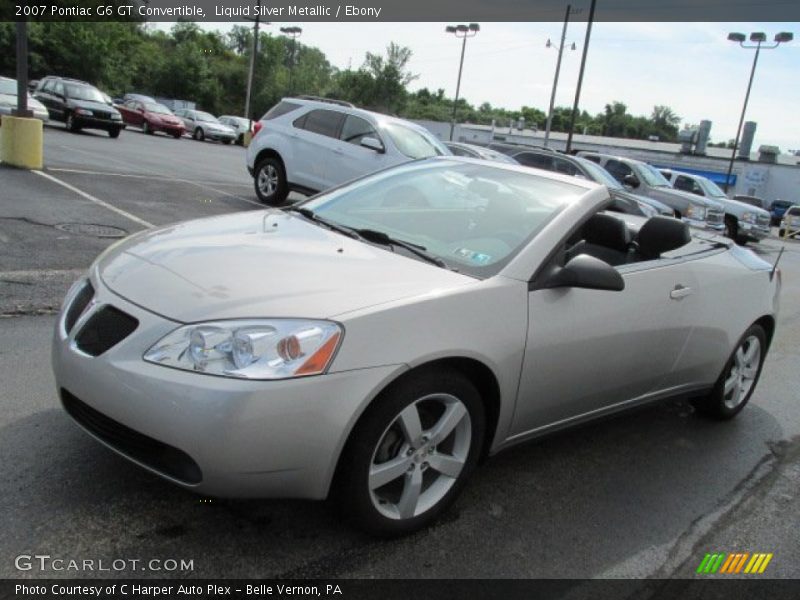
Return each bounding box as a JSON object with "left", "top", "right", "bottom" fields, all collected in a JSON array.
[{"left": 53, "top": 157, "right": 780, "bottom": 535}]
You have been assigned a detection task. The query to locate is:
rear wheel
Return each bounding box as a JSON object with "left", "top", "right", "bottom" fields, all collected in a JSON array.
[
  {"left": 108, "top": 128, "right": 120, "bottom": 139},
  {"left": 172, "top": 131, "right": 182, "bottom": 139},
  {"left": 194, "top": 127, "right": 204, "bottom": 141},
  {"left": 693, "top": 324, "right": 766, "bottom": 420},
  {"left": 253, "top": 157, "right": 288, "bottom": 205},
  {"left": 143, "top": 121, "right": 152, "bottom": 135},
  {"left": 222, "top": 139, "right": 232, "bottom": 145},
  {"left": 335, "top": 368, "right": 485, "bottom": 537}
]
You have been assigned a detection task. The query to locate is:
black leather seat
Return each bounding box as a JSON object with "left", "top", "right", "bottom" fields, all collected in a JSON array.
[
  {"left": 634, "top": 216, "right": 691, "bottom": 260},
  {"left": 568, "top": 213, "right": 632, "bottom": 266}
]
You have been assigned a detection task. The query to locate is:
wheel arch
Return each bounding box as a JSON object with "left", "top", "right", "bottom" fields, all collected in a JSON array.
[
  {"left": 254, "top": 148, "right": 286, "bottom": 175},
  {"left": 754, "top": 314, "right": 776, "bottom": 350}
]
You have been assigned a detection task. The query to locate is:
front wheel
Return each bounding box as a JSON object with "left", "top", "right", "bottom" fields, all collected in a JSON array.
[
  {"left": 108, "top": 128, "right": 121, "bottom": 139},
  {"left": 65, "top": 113, "right": 79, "bottom": 132},
  {"left": 335, "top": 368, "right": 485, "bottom": 537},
  {"left": 193, "top": 127, "right": 204, "bottom": 141},
  {"left": 724, "top": 216, "right": 739, "bottom": 242},
  {"left": 143, "top": 121, "right": 152, "bottom": 135},
  {"left": 253, "top": 157, "right": 288, "bottom": 205},
  {"left": 222, "top": 139, "right": 232, "bottom": 145},
  {"left": 693, "top": 324, "right": 767, "bottom": 420}
]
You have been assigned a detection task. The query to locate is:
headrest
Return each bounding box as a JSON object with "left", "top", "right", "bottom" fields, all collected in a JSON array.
[
  {"left": 637, "top": 216, "right": 691, "bottom": 259},
  {"left": 583, "top": 213, "right": 631, "bottom": 252}
]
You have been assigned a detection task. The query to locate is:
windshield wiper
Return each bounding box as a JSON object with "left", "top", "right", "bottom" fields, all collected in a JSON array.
[
  {"left": 352, "top": 228, "right": 450, "bottom": 269},
  {"left": 287, "top": 207, "right": 362, "bottom": 240}
]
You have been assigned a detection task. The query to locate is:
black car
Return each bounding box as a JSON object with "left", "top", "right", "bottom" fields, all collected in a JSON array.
[{"left": 34, "top": 76, "right": 124, "bottom": 138}]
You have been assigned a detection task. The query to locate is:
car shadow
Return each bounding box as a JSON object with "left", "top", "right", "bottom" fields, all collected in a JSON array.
[{"left": 0, "top": 396, "right": 784, "bottom": 579}]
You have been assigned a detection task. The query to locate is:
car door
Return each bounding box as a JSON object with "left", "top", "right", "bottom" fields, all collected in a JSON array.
[
  {"left": 511, "top": 234, "right": 698, "bottom": 436},
  {"left": 288, "top": 109, "right": 346, "bottom": 191},
  {"left": 328, "top": 114, "right": 391, "bottom": 185}
]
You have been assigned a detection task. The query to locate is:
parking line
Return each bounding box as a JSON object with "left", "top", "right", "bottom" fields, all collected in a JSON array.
[
  {"left": 33, "top": 170, "right": 154, "bottom": 229},
  {"left": 46, "top": 167, "right": 264, "bottom": 208}
]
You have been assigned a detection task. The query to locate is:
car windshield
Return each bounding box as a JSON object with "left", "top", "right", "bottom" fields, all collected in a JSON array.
[
  {"left": 144, "top": 103, "right": 173, "bottom": 115},
  {"left": 696, "top": 177, "right": 728, "bottom": 199},
  {"left": 578, "top": 159, "right": 624, "bottom": 189},
  {"left": 65, "top": 84, "right": 106, "bottom": 103},
  {"left": 383, "top": 123, "right": 447, "bottom": 159},
  {"left": 195, "top": 112, "right": 219, "bottom": 123},
  {"left": 302, "top": 159, "right": 584, "bottom": 278},
  {"left": 637, "top": 163, "right": 672, "bottom": 188}
]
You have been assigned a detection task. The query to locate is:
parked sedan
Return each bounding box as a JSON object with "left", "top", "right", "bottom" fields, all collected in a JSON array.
[
  {"left": 54, "top": 158, "right": 779, "bottom": 536},
  {"left": 175, "top": 109, "right": 236, "bottom": 144},
  {"left": 0, "top": 77, "right": 49, "bottom": 122},
  {"left": 117, "top": 100, "right": 185, "bottom": 138}
]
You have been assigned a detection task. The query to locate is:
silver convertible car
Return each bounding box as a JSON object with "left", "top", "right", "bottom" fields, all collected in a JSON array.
[{"left": 53, "top": 158, "right": 780, "bottom": 536}]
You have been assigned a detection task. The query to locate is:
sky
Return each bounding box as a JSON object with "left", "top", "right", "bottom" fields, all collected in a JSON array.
[{"left": 186, "top": 21, "right": 800, "bottom": 152}]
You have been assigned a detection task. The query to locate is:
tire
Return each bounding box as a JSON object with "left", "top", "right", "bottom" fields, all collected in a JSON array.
[
  {"left": 108, "top": 128, "right": 120, "bottom": 139},
  {"left": 724, "top": 216, "right": 739, "bottom": 242},
  {"left": 253, "top": 157, "right": 289, "bottom": 205},
  {"left": 222, "top": 139, "right": 232, "bottom": 145},
  {"left": 172, "top": 131, "right": 182, "bottom": 139},
  {"left": 236, "top": 134, "right": 244, "bottom": 146},
  {"left": 693, "top": 324, "right": 767, "bottom": 420},
  {"left": 779, "top": 229, "right": 785, "bottom": 238},
  {"left": 335, "top": 367, "right": 485, "bottom": 537},
  {"left": 194, "top": 127, "right": 204, "bottom": 141},
  {"left": 143, "top": 121, "right": 152, "bottom": 135},
  {"left": 65, "top": 113, "right": 79, "bottom": 132}
]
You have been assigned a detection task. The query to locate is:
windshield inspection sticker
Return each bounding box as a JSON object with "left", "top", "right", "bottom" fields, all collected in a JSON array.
[{"left": 454, "top": 248, "right": 492, "bottom": 265}]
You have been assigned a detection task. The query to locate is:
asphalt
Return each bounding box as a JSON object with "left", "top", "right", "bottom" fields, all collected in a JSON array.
[{"left": 0, "top": 123, "right": 799, "bottom": 580}]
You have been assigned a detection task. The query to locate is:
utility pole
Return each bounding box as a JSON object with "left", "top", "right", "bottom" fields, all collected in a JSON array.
[
  {"left": 244, "top": 0, "right": 261, "bottom": 125},
  {"left": 544, "top": 5, "right": 574, "bottom": 148},
  {"left": 565, "top": 0, "right": 596, "bottom": 154},
  {"left": 445, "top": 23, "right": 480, "bottom": 141}
]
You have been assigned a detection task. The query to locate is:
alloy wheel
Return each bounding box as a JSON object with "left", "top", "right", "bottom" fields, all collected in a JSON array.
[
  {"left": 722, "top": 335, "right": 761, "bottom": 410},
  {"left": 257, "top": 164, "right": 279, "bottom": 197},
  {"left": 368, "top": 393, "right": 472, "bottom": 520}
]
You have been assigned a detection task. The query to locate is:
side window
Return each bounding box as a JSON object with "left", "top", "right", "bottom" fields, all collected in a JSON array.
[
  {"left": 674, "top": 176, "right": 704, "bottom": 196},
  {"left": 298, "top": 109, "right": 345, "bottom": 138},
  {"left": 263, "top": 101, "right": 302, "bottom": 120},
  {"left": 582, "top": 155, "right": 601, "bottom": 164},
  {"left": 53, "top": 82, "right": 64, "bottom": 97},
  {"left": 41, "top": 80, "right": 53, "bottom": 93},
  {"left": 553, "top": 157, "right": 579, "bottom": 176},
  {"left": 604, "top": 159, "right": 633, "bottom": 182},
  {"left": 448, "top": 145, "right": 471, "bottom": 157},
  {"left": 515, "top": 153, "right": 554, "bottom": 170},
  {"left": 339, "top": 115, "right": 381, "bottom": 147}
]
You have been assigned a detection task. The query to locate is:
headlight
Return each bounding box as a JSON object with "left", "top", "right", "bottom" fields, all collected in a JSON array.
[
  {"left": 111, "top": 113, "right": 122, "bottom": 120},
  {"left": 741, "top": 212, "right": 756, "bottom": 224},
  {"left": 74, "top": 108, "right": 92, "bottom": 116},
  {"left": 143, "top": 319, "right": 342, "bottom": 379},
  {"left": 685, "top": 204, "right": 706, "bottom": 221}
]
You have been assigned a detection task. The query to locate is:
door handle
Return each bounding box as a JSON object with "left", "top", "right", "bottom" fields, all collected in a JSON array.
[
  {"left": 333, "top": 148, "right": 344, "bottom": 154},
  {"left": 670, "top": 284, "right": 693, "bottom": 300}
]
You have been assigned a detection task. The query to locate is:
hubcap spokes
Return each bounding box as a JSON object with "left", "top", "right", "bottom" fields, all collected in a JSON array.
[
  {"left": 723, "top": 335, "right": 761, "bottom": 410},
  {"left": 258, "top": 165, "right": 278, "bottom": 196},
  {"left": 369, "top": 394, "right": 471, "bottom": 520}
]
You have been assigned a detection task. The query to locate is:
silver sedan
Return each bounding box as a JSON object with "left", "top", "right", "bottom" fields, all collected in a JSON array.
[{"left": 53, "top": 158, "right": 779, "bottom": 536}]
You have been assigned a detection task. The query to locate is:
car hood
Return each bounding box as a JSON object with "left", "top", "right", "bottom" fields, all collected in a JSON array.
[
  {"left": 712, "top": 196, "right": 771, "bottom": 217},
  {"left": 613, "top": 188, "right": 672, "bottom": 214},
  {"left": 69, "top": 98, "right": 119, "bottom": 114},
  {"left": 98, "top": 210, "right": 475, "bottom": 322},
  {"left": 147, "top": 112, "right": 182, "bottom": 124},
  {"left": 657, "top": 187, "right": 724, "bottom": 210}
]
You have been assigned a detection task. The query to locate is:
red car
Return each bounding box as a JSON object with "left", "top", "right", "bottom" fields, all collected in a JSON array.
[{"left": 117, "top": 100, "right": 185, "bottom": 138}]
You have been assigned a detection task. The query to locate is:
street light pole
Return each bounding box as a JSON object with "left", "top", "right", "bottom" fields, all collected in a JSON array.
[
  {"left": 544, "top": 4, "right": 574, "bottom": 148},
  {"left": 565, "top": 0, "right": 596, "bottom": 154},
  {"left": 280, "top": 26, "right": 303, "bottom": 95},
  {"left": 446, "top": 23, "right": 480, "bottom": 141},
  {"left": 243, "top": 0, "right": 261, "bottom": 123},
  {"left": 722, "top": 31, "right": 793, "bottom": 193},
  {"left": 14, "top": 21, "right": 32, "bottom": 118}
]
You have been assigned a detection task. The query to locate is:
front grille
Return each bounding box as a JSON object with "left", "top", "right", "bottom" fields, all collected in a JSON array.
[
  {"left": 64, "top": 281, "right": 94, "bottom": 334},
  {"left": 75, "top": 306, "right": 138, "bottom": 356},
  {"left": 757, "top": 214, "right": 771, "bottom": 228},
  {"left": 706, "top": 210, "right": 724, "bottom": 225},
  {"left": 61, "top": 389, "right": 203, "bottom": 484}
]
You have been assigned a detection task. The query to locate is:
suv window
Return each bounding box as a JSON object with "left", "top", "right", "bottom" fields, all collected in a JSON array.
[
  {"left": 340, "top": 115, "right": 381, "bottom": 148},
  {"left": 553, "top": 157, "right": 579, "bottom": 176},
  {"left": 674, "top": 175, "right": 704, "bottom": 196},
  {"left": 53, "top": 82, "right": 64, "bottom": 97},
  {"left": 582, "top": 155, "right": 601, "bottom": 164},
  {"left": 604, "top": 159, "right": 634, "bottom": 182},
  {"left": 264, "top": 101, "right": 302, "bottom": 120},
  {"left": 296, "top": 109, "right": 344, "bottom": 138},
  {"left": 514, "top": 152, "right": 553, "bottom": 170}
]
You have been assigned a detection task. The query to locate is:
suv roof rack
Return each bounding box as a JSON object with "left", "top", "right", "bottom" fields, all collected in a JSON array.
[{"left": 291, "top": 95, "right": 355, "bottom": 108}]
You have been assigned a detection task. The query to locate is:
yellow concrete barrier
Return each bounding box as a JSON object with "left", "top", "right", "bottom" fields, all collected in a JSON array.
[
  {"left": 0, "top": 115, "right": 44, "bottom": 170},
  {"left": 243, "top": 130, "right": 253, "bottom": 148}
]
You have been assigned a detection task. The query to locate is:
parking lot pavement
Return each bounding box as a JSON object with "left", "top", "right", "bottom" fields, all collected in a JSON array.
[{"left": 1, "top": 126, "right": 799, "bottom": 580}]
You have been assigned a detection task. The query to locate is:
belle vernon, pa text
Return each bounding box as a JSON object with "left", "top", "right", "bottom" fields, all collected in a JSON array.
[
  {"left": 215, "top": 4, "right": 382, "bottom": 18},
  {"left": 16, "top": 584, "right": 344, "bottom": 597}
]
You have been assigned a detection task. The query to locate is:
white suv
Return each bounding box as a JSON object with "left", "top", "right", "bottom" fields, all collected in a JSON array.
[{"left": 246, "top": 97, "right": 449, "bottom": 205}]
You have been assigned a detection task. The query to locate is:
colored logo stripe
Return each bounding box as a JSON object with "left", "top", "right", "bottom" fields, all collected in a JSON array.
[{"left": 697, "top": 552, "right": 773, "bottom": 574}]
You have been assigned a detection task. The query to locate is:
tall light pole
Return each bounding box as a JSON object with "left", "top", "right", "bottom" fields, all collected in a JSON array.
[
  {"left": 243, "top": 0, "right": 263, "bottom": 123},
  {"left": 723, "top": 31, "right": 793, "bottom": 193},
  {"left": 544, "top": 4, "right": 576, "bottom": 148},
  {"left": 280, "top": 26, "right": 303, "bottom": 95},
  {"left": 565, "top": 0, "right": 596, "bottom": 154},
  {"left": 445, "top": 23, "right": 479, "bottom": 141}
]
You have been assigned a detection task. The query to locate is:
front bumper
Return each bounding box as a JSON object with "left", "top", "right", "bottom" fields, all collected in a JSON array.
[
  {"left": 52, "top": 275, "right": 404, "bottom": 499},
  {"left": 738, "top": 221, "right": 771, "bottom": 241},
  {"left": 205, "top": 130, "right": 236, "bottom": 142},
  {"left": 682, "top": 216, "right": 724, "bottom": 232},
  {"left": 75, "top": 115, "right": 124, "bottom": 130}
]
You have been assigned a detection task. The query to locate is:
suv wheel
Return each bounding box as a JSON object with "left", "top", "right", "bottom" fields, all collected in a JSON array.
[
  {"left": 254, "top": 157, "right": 288, "bottom": 205},
  {"left": 65, "top": 113, "right": 79, "bottom": 133},
  {"left": 194, "top": 127, "right": 204, "bottom": 141},
  {"left": 335, "top": 368, "right": 485, "bottom": 537}
]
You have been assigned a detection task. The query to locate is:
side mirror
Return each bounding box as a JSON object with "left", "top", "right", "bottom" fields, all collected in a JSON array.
[
  {"left": 542, "top": 254, "right": 624, "bottom": 292},
  {"left": 360, "top": 136, "right": 385, "bottom": 153},
  {"left": 623, "top": 174, "right": 639, "bottom": 189}
]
